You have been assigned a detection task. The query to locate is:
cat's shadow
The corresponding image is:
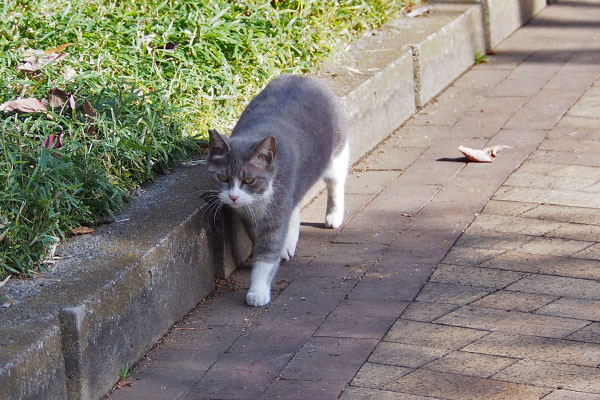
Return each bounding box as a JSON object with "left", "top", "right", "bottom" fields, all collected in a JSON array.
[
  {"left": 437, "top": 157, "right": 468, "bottom": 162},
  {"left": 300, "top": 222, "right": 327, "bottom": 228}
]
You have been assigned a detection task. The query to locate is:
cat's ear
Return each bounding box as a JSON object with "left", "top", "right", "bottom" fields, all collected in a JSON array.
[
  {"left": 249, "top": 136, "right": 276, "bottom": 167},
  {"left": 208, "top": 129, "right": 230, "bottom": 157}
]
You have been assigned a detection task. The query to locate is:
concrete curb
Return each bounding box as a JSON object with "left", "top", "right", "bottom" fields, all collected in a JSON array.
[{"left": 0, "top": 1, "right": 548, "bottom": 399}]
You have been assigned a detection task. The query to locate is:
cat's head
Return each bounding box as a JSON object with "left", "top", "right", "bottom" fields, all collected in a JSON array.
[{"left": 206, "top": 129, "right": 276, "bottom": 209}]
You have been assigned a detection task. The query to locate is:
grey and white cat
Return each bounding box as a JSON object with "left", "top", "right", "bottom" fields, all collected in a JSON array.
[{"left": 206, "top": 75, "right": 349, "bottom": 307}]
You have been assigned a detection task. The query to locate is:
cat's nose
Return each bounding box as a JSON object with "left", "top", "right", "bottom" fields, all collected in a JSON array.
[{"left": 229, "top": 194, "right": 239, "bottom": 201}]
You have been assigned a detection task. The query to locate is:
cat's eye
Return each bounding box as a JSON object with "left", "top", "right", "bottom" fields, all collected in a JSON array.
[
  {"left": 217, "top": 174, "right": 229, "bottom": 182},
  {"left": 242, "top": 177, "right": 256, "bottom": 185}
]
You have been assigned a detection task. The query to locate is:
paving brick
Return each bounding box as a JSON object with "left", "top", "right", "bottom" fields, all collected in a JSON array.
[
  {"left": 537, "top": 298, "right": 600, "bottom": 321},
  {"left": 494, "top": 360, "right": 600, "bottom": 394},
  {"left": 480, "top": 200, "right": 539, "bottom": 217},
  {"left": 558, "top": 115, "right": 600, "bottom": 129},
  {"left": 332, "top": 207, "right": 403, "bottom": 245},
  {"left": 394, "top": 158, "right": 464, "bottom": 186},
  {"left": 454, "top": 229, "right": 533, "bottom": 251},
  {"left": 348, "top": 262, "right": 436, "bottom": 303},
  {"left": 345, "top": 170, "right": 399, "bottom": 195},
  {"left": 407, "top": 88, "right": 482, "bottom": 127},
  {"left": 110, "top": 366, "right": 200, "bottom": 400},
  {"left": 355, "top": 146, "right": 425, "bottom": 172},
  {"left": 441, "top": 246, "right": 504, "bottom": 267},
  {"left": 467, "top": 214, "right": 564, "bottom": 236},
  {"left": 314, "top": 300, "right": 408, "bottom": 339},
  {"left": 385, "top": 124, "right": 449, "bottom": 148},
  {"left": 464, "top": 331, "right": 600, "bottom": 367},
  {"left": 504, "top": 90, "right": 581, "bottom": 130},
  {"left": 279, "top": 337, "right": 378, "bottom": 382},
  {"left": 302, "top": 242, "right": 387, "bottom": 278},
  {"left": 551, "top": 164, "right": 600, "bottom": 180},
  {"left": 505, "top": 172, "right": 597, "bottom": 191},
  {"left": 400, "top": 302, "right": 459, "bottom": 323},
  {"left": 577, "top": 243, "right": 600, "bottom": 261},
  {"left": 451, "top": 96, "right": 528, "bottom": 138},
  {"left": 423, "top": 350, "right": 517, "bottom": 378},
  {"left": 261, "top": 379, "right": 345, "bottom": 400},
  {"left": 350, "top": 363, "right": 412, "bottom": 390},
  {"left": 187, "top": 349, "right": 290, "bottom": 400},
  {"left": 494, "top": 186, "right": 600, "bottom": 208},
  {"left": 472, "top": 290, "right": 557, "bottom": 313},
  {"left": 384, "top": 319, "right": 487, "bottom": 349},
  {"left": 546, "top": 223, "right": 600, "bottom": 242},
  {"left": 506, "top": 274, "right": 600, "bottom": 300},
  {"left": 517, "top": 237, "right": 595, "bottom": 258},
  {"left": 543, "top": 390, "right": 600, "bottom": 400},
  {"left": 567, "top": 95, "right": 600, "bottom": 119},
  {"left": 451, "top": 69, "right": 511, "bottom": 93},
  {"left": 340, "top": 386, "right": 431, "bottom": 400},
  {"left": 436, "top": 306, "right": 589, "bottom": 338},
  {"left": 529, "top": 148, "right": 600, "bottom": 168},
  {"left": 132, "top": 325, "right": 239, "bottom": 373},
  {"left": 568, "top": 323, "right": 600, "bottom": 344},
  {"left": 384, "top": 369, "right": 551, "bottom": 399},
  {"left": 368, "top": 341, "right": 448, "bottom": 369},
  {"left": 416, "top": 282, "right": 490, "bottom": 305},
  {"left": 430, "top": 264, "right": 525, "bottom": 289},
  {"left": 481, "top": 251, "right": 600, "bottom": 280},
  {"left": 513, "top": 162, "right": 564, "bottom": 175}
]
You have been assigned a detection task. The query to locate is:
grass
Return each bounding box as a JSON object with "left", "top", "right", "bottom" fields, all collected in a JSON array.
[
  {"left": 475, "top": 50, "right": 489, "bottom": 64},
  {"left": 0, "top": 0, "right": 413, "bottom": 278}
]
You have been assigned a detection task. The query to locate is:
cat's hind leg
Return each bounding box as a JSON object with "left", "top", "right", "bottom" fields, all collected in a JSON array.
[
  {"left": 281, "top": 205, "right": 300, "bottom": 261},
  {"left": 323, "top": 143, "right": 349, "bottom": 229}
]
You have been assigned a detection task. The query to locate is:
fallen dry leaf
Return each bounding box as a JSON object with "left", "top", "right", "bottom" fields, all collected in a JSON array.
[
  {"left": 48, "top": 88, "right": 76, "bottom": 110},
  {"left": 0, "top": 97, "right": 47, "bottom": 113},
  {"left": 43, "top": 133, "right": 63, "bottom": 149},
  {"left": 407, "top": 5, "right": 431, "bottom": 17},
  {"left": 458, "top": 145, "right": 510, "bottom": 163},
  {"left": 71, "top": 226, "right": 95, "bottom": 235},
  {"left": 44, "top": 43, "right": 74, "bottom": 54},
  {"left": 18, "top": 53, "right": 66, "bottom": 72},
  {"left": 83, "top": 99, "right": 98, "bottom": 136}
]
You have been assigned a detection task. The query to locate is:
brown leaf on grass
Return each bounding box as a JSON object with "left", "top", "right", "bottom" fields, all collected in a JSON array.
[
  {"left": 0, "top": 97, "right": 47, "bottom": 113},
  {"left": 458, "top": 145, "right": 510, "bottom": 163},
  {"left": 18, "top": 53, "right": 67, "bottom": 72},
  {"left": 44, "top": 43, "right": 74, "bottom": 54},
  {"left": 161, "top": 42, "right": 178, "bottom": 51},
  {"left": 83, "top": 99, "right": 98, "bottom": 136},
  {"left": 43, "top": 133, "right": 63, "bottom": 149},
  {"left": 71, "top": 226, "right": 95, "bottom": 235},
  {"left": 48, "top": 88, "right": 76, "bottom": 110},
  {"left": 407, "top": 5, "right": 431, "bottom": 17}
]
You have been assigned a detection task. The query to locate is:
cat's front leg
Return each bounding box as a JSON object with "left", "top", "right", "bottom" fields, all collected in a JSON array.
[
  {"left": 281, "top": 206, "right": 301, "bottom": 261},
  {"left": 246, "top": 260, "right": 278, "bottom": 307}
]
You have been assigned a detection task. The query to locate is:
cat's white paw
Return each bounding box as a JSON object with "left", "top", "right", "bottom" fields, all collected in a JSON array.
[
  {"left": 325, "top": 210, "right": 344, "bottom": 229},
  {"left": 281, "top": 236, "right": 297, "bottom": 261},
  {"left": 246, "top": 287, "right": 271, "bottom": 307}
]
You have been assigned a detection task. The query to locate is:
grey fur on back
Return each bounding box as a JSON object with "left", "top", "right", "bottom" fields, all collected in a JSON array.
[{"left": 231, "top": 74, "right": 347, "bottom": 208}]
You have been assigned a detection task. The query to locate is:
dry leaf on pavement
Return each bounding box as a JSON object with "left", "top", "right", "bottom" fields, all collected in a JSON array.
[{"left": 458, "top": 145, "right": 510, "bottom": 163}]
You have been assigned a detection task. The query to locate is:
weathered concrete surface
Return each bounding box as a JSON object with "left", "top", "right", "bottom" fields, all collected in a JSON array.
[
  {"left": 485, "top": 0, "right": 549, "bottom": 48},
  {"left": 0, "top": 165, "right": 215, "bottom": 399},
  {"left": 0, "top": 0, "right": 554, "bottom": 399}
]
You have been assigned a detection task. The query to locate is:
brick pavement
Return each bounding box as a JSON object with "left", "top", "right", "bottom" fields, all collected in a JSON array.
[{"left": 110, "top": 1, "right": 600, "bottom": 399}]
